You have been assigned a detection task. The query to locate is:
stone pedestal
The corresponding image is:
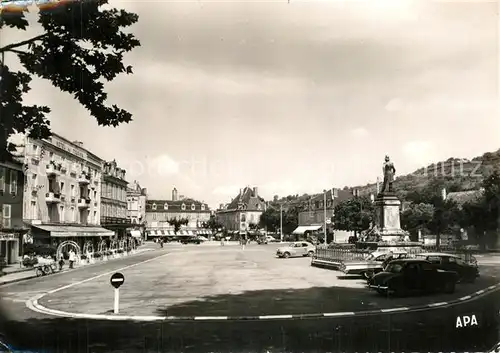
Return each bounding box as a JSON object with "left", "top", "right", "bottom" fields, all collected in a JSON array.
[{"left": 358, "top": 192, "right": 422, "bottom": 253}]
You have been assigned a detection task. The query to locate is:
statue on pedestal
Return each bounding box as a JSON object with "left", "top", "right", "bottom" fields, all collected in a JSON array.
[{"left": 381, "top": 155, "right": 396, "bottom": 194}]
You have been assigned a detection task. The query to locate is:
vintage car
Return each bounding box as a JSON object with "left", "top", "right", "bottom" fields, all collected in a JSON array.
[
  {"left": 276, "top": 242, "right": 316, "bottom": 258},
  {"left": 415, "top": 252, "right": 479, "bottom": 283},
  {"left": 367, "top": 258, "right": 459, "bottom": 296},
  {"left": 339, "top": 250, "right": 409, "bottom": 277},
  {"left": 180, "top": 236, "right": 204, "bottom": 245}
]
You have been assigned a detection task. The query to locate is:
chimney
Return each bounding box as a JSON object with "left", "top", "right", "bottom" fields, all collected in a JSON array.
[
  {"left": 441, "top": 188, "right": 447, "bottom": 201},
  {"left": 172, "top": 187, "right": 178, "bottom": 201},
  {"left": 370, "top": 194, "right": 375, "bottom": 202},
  {"left": 253, "top": 187, "right": 258, "bottom": 197},
  {"left": 333, "top": 188, "right": 338, "bottom": 198}
]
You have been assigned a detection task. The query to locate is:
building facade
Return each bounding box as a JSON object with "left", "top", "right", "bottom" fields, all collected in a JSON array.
[
  {"left": 145, "top": 188, "right": 211, "bottom": 238},
  {"left": 19, "top": 134, "right": 112, "bottom": 257},
  {"left": 296, "top": 188, "right": 355, "bottom": 243},
  {"left": 100, "top": 160, "right": 130, "bottom": 238},
  {"left": 126, "top": 180, "right": 147, "bottom": 225},
  {"left": 216, "top": 186, "right": 266, "bottom": 234},
  {"left": 0, "top": 160, "right": 25, "bottom": 264}
]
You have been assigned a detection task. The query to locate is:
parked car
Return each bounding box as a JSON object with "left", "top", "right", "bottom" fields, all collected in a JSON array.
[
  {"left": 367, "top": 259, "right": 459, "bottom": 296},
  {"left": 415, "top": 252, "right": 479, "bottom": 283},
  {"left": 276, "top": 242, "right": 316, "bottom": 258},
  {"left": 181, "top": 236, "right": 203, "bottom": 245},
  {"left": 257, "top": 235, "right": 279, "bottom": 244},
  {"left": 340, "top": 250, "right": 409, "bottom": 277}
]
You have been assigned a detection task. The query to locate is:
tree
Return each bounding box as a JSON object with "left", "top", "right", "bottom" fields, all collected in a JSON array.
[
  {"left": 259, "top": 208, "right": 280, "bottom": 232},
  {"left": 204, "top": 215, "right": 222, "bottom": 233},
  {"left": 167, "top": 218, "right": 189, "bottom": 234},
  {"left": 400, "top": 203, "right": 434, "bottom": 239},
  {"left": 460, "top": 199, "right": 489, "bottom": 248},
  {"left": 333, "top": 197, "right": 374, "bottom": 237},
  {"left": 282, "top": 205, "right": 299, "bottom": 236},
  {"left": 427, "top": 199, "right": 461, "bottom": 248},
  {"left": 0, "top": 0, "right": 140, "bottom": 161}
]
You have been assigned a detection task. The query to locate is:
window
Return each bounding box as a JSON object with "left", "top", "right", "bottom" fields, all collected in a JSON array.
[
  {"left": 9, "top": 170, "right": 17, "bottom": 195},
  {"left": 256, "top": 204, "right": 261, "bottom": 210},
  {"left": 201, "top": 204, "right": 205, "bottom": 211},
  {"left": 60, "top": 205, "right": 65, "bottom": 222},
  {"left": 94, "top": 211, "right": 97, "bottom": 222},
  {"left": 191, "top": 204, "right": 195, "bottom": 211},
  {"left": 71, "top": 184, "right": 75, "bottom": 197},
  {"left": 94, "top": 190, "right": 97, "bottom": 199},
  {"left": 426, "top": 256, "right": 441, "bottom": 264},
  {"left": 153, "top": 213, "right": 157, "bottom": 220},
  {"left": 0, "top": 168, "right": 4, "bottom": 192},
  {"left": 71, "top": 207, "right": 75, "bottom": 222},
  {"left": 2, "top": 204, "right": 11, "bottom": 219},
  {"left": 31, "top": 201, "right": 37, "bottom": 219},
  {"left": 49, "top": 152, "right": 54, "bottom": 158},
  {"left": 164, "top": 203, "right": 168, "bottom": 210},
  {"left": 181, "top": 203, "right": 186, "bottom": 211},
  {"left": 60, "top": 181, "right": 65, "bottom": 194},
  {"left": 152, "top": 203, "right": 157, "bottom": 210}
]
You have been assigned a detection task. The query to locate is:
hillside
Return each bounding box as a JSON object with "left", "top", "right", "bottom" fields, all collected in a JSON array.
[
  {"left": 351, "top": 148, "right": 500, "bottom": 198},
  {"left": 271, "top": 148, "right": 500, "bottom": 206}
]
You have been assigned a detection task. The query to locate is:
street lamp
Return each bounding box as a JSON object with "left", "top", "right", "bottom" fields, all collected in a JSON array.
[
  {"left": 323, "top": 190, "right": 327, "bottom": 245},
  {"left": 280, "top": 203, "right": 283, "bottom": 242}
]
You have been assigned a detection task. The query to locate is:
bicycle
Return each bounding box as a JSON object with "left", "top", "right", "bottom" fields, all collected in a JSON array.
[{"left": 35, "top": 263, "right": 56, "bottom": 277}]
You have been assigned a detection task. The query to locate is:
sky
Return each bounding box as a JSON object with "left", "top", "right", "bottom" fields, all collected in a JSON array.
[{"left": 3, "top": 0, "right": 499, "bottom": 208}]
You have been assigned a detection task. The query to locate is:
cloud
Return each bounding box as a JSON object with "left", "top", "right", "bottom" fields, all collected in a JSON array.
[
  {"left": 402, "top": 141, "right": 437, "bottom": 165},
  {"left": 351, "top": 127, "right": 369, "bottom": 137},
  {"left": 149, "top": 154, "right": 180, "bottom": 176}
]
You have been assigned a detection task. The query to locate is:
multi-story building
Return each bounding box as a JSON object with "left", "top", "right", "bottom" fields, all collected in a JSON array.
[
  {"left": 127, "top": 180, "right": 147, "bottom": 240},
  {"left": 145, "top": 188, "right": 211, "bottom": 239},
  {"left": 100, "top": 160, "right": 130, "bottom": 238},
  {"left": 0, "top": 160, "right": 26, "bottom": 264},
  {"left": 216, "top": 186, "right": 266, "bottom": 235},
  {"left": 19, "top": 134, "right": 113, "bottom": 256},
  {"left": 296, "top": 188, "right": 354, "bottom": 243}
]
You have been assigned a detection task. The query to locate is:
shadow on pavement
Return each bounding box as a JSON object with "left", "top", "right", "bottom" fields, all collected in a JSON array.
[
  {"left": 0, "top": 299, "right": 499, "bottom": 353},
  {"left": 155, "top": 285, "right": 492, "bottom": 317},
  {"left": 0, "top": 288, "right": 499, "bottom": 353}
]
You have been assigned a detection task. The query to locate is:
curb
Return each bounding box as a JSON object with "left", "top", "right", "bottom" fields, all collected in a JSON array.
[
  {"left": 0, "top": 249, "right": 155, "bottom": 287},
  {"left": 27, "top": 282, "right": 500, "bottom": 322}
]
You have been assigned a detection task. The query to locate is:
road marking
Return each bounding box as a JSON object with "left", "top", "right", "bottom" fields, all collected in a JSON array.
[
  {"left": 46, "top": 252, "right": 174, "bottom": 295},
  {"left": 24, "top": 248, "right": 500, "bottom": 322},
  {"left": 258, "top": 315, "right": 293, "bottom": 319},
  {"left": 194, "top": 316, "right": 228, "bottom": 320},
  {"left": 323, "top": 312, "right": 356, "bottom": 317},
  {"left": 380, "top": 307, "right": 409, "bottom": 313}
]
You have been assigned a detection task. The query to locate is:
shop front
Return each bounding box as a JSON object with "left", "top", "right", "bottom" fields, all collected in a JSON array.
[
  {"left": 0, "top": 232, "right": 21, "bottom": 265},
  {"left": 29, "top": 224, "right": 114, "bottom": 259}
]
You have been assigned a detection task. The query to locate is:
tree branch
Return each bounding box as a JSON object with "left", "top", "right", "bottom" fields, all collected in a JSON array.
[{"left": 0, "top": 34, "right": 48, "bottom": 53}]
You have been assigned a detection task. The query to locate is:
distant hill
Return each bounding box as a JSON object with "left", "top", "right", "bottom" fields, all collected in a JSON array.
[
  {"left": 350, "top": 148, "right": 500, "bottom": 199},
  {"left": 270, "top": 148, "right": 500, "bottom": 206}
]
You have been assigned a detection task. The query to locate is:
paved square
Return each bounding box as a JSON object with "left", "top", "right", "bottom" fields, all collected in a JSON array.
[{"left": 39, "top": 246, "right": 499, "bottom": 317}]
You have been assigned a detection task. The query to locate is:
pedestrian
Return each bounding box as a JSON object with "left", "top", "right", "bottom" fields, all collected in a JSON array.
[
  {"left": 241, "top": 236, "right": 246, "bottom": 251},
  {"left": 220, "top": 237, "right": 225, "bottom": 246},
  {"left": 58, "top": 256, "right": 65, "bottom": 271},
  {"left": 159, "top": 238, "right": 164, "bottom": 248},
  {"left": 68, "top": 250, "right": 75, "bottom": 269}
]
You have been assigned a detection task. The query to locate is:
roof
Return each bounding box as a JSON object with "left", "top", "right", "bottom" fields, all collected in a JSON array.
[
  {"left": 146, "top": 199, "right": 210, "bottom": 212},
  {"left": 416, "top": 252, "right": 460, "bottom": 258},
  {"left": 446, "top": 190, "right": 484, "bottom": 207},
  {"left": 225, "top": 186, "right": 266, "bottom": 211},
  {"left": 300, "top": 188, "right": 355, "bottom": 210}
]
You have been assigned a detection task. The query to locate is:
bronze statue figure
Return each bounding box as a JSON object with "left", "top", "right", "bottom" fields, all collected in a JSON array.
[{"left": 381, "top": 155, "right": 396, "bottom": 193}]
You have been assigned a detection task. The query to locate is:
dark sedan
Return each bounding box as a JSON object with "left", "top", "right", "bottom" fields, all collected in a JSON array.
[
  {"left": 415, "top": 252, "right": 479, "bottom": 283},
  {"left": 368, "top": 259, "right": 459, "bottom": 296},
  {"left": 181, "top": 236, "right": 203, "bottom": 245}
]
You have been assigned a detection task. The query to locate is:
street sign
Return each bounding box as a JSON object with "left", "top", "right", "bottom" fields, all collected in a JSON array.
[
  {"left": 110, "top": 272, "right": 125, "bottom": 289},
  {"left": 326, "top": 219, "right": 332, "bottom": 224}
]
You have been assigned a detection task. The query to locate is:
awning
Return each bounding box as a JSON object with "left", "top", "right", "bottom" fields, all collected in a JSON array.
[
  {"left": 0, "top": 233, "right": 18, "bottom": 241},
  {"left": 130, "top": 230, "right": 141, "bottom": 238},
  {"left": 32, "top": 224, "right": 114, "bottom": 237},
  {"left": 149, "top": 230, "right": 157, "bottom": 236},
  {"left": 292, "top": 225, "right": 322, "bottom": 235}
]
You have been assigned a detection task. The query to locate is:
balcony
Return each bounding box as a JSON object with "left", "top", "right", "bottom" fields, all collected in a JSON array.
[
  {"left": 77, "top": 173, "right": 91, "bottom": 185},
  {"left": 45, "top": 192, "right": 61, "bottom": 204},
  {"left": 77, "top": 197, "right": 91, "bottom": 208},
  {"left": 46, "top": 163, "right": 61, "bottom": 177}
]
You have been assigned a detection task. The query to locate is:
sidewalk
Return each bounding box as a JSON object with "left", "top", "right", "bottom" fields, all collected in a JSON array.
[{"left": 0, "top": 248, "right": 154, "bottom": 286}]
